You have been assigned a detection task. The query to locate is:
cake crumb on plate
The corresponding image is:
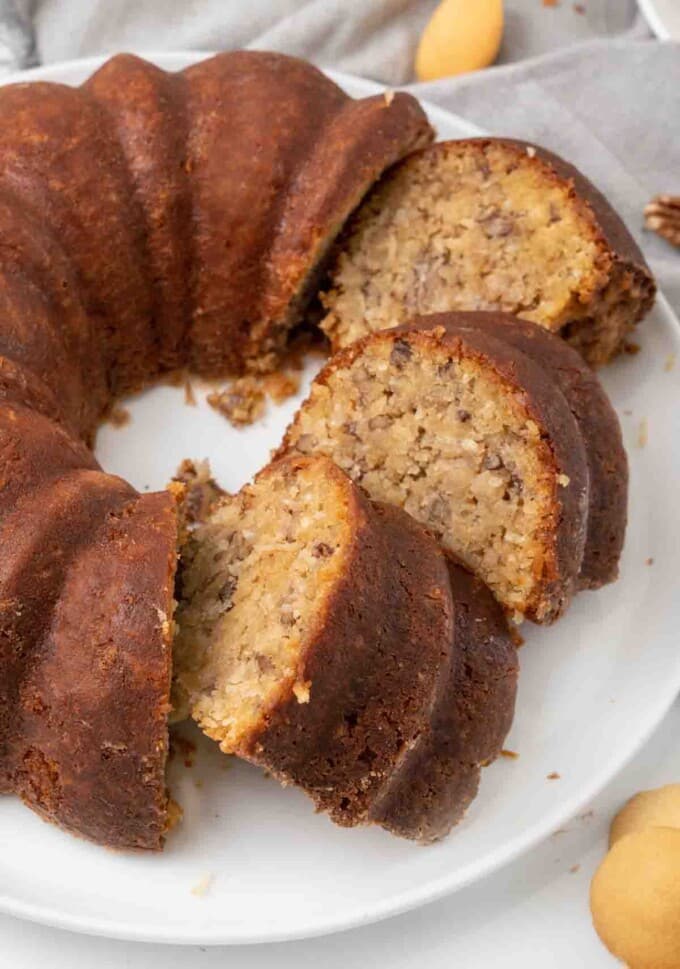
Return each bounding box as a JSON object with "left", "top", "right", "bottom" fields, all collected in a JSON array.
[
  {"left": 208, "top": 377, "right": 266, "bottom": 428},
  {"left": 184, "top": 379, "right": 197, "bottom": 406},
  {"left": 107, "top": 404, "right": 131, "bottom": 428},
  {"left": 263, "top": 370, "right": 300, "bottom": 404},
  {"left": 190, "top": 873, "right": 214, "bottom": 897},
  {"left": 637, "top": 418, "right": 648, "bottom": 448}
]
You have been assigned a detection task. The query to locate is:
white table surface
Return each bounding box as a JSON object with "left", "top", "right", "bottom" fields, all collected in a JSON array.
[{"left": 5, "top": 701, "right": 679, "bottom": 967}]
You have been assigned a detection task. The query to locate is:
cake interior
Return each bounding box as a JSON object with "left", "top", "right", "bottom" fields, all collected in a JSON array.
[
  {"left": 321, "top": 141, "right": 609, "bottom": 349},
  {"left": 287, "top": 334, "right": 559, "bottom": 618},
  {"left": 173, "top": 459, "right": 351, "bottom": 750}
]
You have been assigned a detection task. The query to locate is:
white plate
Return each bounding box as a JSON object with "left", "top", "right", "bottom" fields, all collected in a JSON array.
[
  {"left": 1, "top": 50, "right": 679, "bottom": 946},
  {"left": 638, "top": 0, "right": 680, "bottom": 37}
]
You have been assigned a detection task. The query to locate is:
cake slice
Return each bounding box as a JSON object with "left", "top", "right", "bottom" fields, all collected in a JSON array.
[
  {"left": 436, "top": 312, "right": 628, "bottom": 589},
  {"left": 280, "top": 318, "right": 590, "bottom": 623},
  {"left": 320, "top": 138, "right": 655, "bottom": 366},
  {"left": 175, "top": 453, "right": 515, "bottom": 840}
]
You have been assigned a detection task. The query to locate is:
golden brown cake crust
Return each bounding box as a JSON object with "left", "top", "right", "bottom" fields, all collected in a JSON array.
[
  {"left": 0, "top": 80, "right": 154, "bottom": 396},
  {"left": 0, "top": 355, "right": 69, "bottom": 432},
  {"left": 0, "top": 398, "right": 179, "bottom": 849},
  {"left": 86, "top": 54, "right": 193, "bottom": 373},
  {"left": 237, "top": 460, "right": 456, "bottom": 831},
  {"left": 0, "top": 486, "right": 178, "bottom": 849},
  {"left": 0, "top": 186, "right": 105, "bottom": 436},
  {"left": 370, "top": 557, "right": 518, "bottom": 842},
  {"left": 428, "top": 311, "right": 628, "bottom": 589}
]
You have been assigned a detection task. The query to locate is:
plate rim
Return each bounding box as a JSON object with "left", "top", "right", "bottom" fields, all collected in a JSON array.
[
  {"left": 0, "top": 49, "right": 679, "bottom": 947},
  {"left": 637, "top": 0, "right": 676, "bottom": 39}
]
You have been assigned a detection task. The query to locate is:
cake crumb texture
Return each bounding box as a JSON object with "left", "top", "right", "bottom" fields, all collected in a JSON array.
[
  {"left": 281, "top": 319, "right": 591, "bottom": 622},
  {"left": 173, "top": 453, "right": 514, "bottom": 840},
  {"left": 321, "top": 139, "right": 654, "bottom": 365}
]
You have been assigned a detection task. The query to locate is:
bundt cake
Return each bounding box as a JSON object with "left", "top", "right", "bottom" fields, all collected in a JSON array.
[
  {"left": 320, "top": 138, "right": 656, "bottom": 366},
  {"left": 173, "top": 453, "right": 517, "bottom": 841},
  {"left": 0, "top": 50, "right": 634, "bottom": 851},
  {"left": 0, "top": 51, "right": 431, "bottom": 848},
  {"left": 280, "top": 313, "right": 603, "bottom": 623}
]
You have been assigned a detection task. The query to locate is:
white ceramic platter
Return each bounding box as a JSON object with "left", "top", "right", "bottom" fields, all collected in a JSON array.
[
  {"left": 1, "top": 50, "right": 679, "bottom": 947},
  {"left": 638, "top": 0, "right": 680, "bottom": 38}
]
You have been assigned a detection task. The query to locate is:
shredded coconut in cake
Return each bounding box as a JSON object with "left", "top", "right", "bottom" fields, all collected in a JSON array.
[
  {"left": 173, "top": 458, "right": 350, "bottom": 749},
  {"left": 207, "top": 378, "right": 266, "bottom": 427},
  {"left": 284, "top": 330, "right": 568, "bottom": 620},
  {"left": 320, "top": 140, "right": 652, "bottom": 366}
]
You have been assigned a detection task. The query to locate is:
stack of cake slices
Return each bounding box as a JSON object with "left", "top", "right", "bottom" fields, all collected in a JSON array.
[{"left": 174, "top": 136, "right": 641, "bottom": 844}]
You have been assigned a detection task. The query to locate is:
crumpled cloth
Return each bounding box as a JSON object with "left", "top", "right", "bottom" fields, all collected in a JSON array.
[{"left": 0, "top": 0, "right": 677, "bottom": 310}]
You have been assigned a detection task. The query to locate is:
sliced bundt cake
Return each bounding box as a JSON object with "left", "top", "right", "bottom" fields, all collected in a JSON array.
[
  {"left": 0, "top": 51, "right": 632, "bottom": 849},
  {"left": 173, "top": 453, "right": 454, "bottom": 833},
  {"left": 174, "top": 453, "right": 517, "bottom": 841},
  {"left": 320, "top": 138, "right": 655, "bottom": 366},
  {"left": 281, "top": 317, "right": 592, "bottom": 623},
  {"left": 0, "top": 51, "right": 431, "bottom": 848}
]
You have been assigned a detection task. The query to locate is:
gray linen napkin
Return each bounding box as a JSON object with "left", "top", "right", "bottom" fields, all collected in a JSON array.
[
  {"left": 3, "top": 0, "right": 649, "bottom": 83},
  {"left": 0, "top": 0, "right": 677, "bottom": 310},
  {"left": 411, "top": 38, "right": 680, "bottom": 275}
]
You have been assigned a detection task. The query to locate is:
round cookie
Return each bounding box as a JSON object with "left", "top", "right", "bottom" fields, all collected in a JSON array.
[
  {"left": 590, "top": 827, "right": 680, "bottom": 969},
  {"left": 610, "top": 784, "right": 680, "bottom": 847}
]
